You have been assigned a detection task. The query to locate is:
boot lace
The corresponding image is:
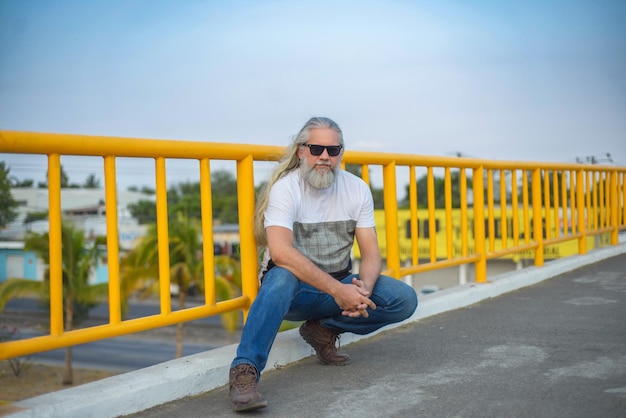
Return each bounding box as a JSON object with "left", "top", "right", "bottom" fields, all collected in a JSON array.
[{"left": 232, "top": 364, "right": 258, "bottom": 392}]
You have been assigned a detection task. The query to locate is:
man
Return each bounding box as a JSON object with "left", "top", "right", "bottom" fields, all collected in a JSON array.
[{"left": 229, "top": 116, "right": 418, "bottom": 412}]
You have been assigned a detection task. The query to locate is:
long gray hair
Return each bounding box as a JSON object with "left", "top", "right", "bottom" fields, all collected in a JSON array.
[{"left": 253, "top": 117, "right": 344, "bottom": 246}]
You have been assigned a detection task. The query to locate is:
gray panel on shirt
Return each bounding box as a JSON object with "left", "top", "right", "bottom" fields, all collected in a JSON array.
[{"left": 293, "top": 220, "right": 357, "bottom": 274}]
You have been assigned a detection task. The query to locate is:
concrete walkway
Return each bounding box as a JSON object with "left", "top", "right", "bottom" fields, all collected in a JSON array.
[{"left": 7, "top": 243, "right": 626, "bottom": 418}]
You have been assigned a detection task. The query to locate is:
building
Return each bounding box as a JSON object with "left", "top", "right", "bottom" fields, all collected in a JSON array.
[{"left": 0, "top": 188, "right": 153, "bottom": 283}]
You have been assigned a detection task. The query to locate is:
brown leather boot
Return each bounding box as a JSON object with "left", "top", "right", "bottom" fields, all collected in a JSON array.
[
  {"left": 299, "top": 320, "right": 351, "bottom": 365},
  {"left": 229, "top": 364, "right": 267, "bottom": 412}
]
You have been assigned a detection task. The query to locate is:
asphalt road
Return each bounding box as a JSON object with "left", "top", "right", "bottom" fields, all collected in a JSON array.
[{"left": 23, "top": 333, "right": 216, "bottom": 372}]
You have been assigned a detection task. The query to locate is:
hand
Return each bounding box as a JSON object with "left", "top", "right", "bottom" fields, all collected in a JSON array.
[
  {"left": 335, "top": 278, "right": 376, "bottom": 318},
  {"left": 351, "top": 277, "right": 371, "bottom": 295}
]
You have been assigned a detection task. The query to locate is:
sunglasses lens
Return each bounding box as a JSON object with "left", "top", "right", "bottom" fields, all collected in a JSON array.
[
  {"left": 309, "top": 145, "right": 324, "bottom": 156},
  {"left": 327, "top": 146, "right": 341, "bottom": 156}
]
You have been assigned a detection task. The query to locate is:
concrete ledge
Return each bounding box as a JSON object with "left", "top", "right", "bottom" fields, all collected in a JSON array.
[{"left": 9, "top": 243, "right": 626, "bottom": 418}]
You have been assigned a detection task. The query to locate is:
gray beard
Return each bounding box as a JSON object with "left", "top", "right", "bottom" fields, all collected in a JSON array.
[{"left": 300, "top": 159, "right": 337, "bottom": 189}]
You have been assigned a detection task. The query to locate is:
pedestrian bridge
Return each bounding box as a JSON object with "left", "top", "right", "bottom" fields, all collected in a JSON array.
[
  {"left": 6, "top": 244, "right": 626, "bottom": 417},
  {"left": 1, "top": 131, "right": 625, "bottom": 416}
]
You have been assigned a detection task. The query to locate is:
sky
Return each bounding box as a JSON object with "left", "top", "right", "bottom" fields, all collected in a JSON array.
[{"left": 1, "top": 0, "right": 625, "bottom": 190}]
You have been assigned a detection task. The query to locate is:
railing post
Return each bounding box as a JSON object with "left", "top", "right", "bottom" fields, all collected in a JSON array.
[
  {"left": 472, "top": 166, "right": 486, "bottom": 282},
  {"left": 237, "top": 155, "right": 259, "bottom": 320},
  {"left": 532, "top": 168, "right": 545, "bottom": 266},
  {"left": 610, "top": 170, "right": 619, "bottom": 245},
  {"left": 427, "top": 167, "right": 437, "bottom": 263},
  {"left": 460, "top": 169, "right": 469, "bottom": 255},
  {"left": 622, "top": 172, "right": 626, "bottom": 228},
  {"left": 444, "top": 167, "right": 453, "bottom": 259},
  {"left": 487, "top": 170, "right": 495, "bottom": 252},
  {"left": 576, "top": 168, "right": 587, "bottom": 254},
  {"left": 48, "top": 153, "right": 64, "bottom": 336},
  {"left": 409, "top": 166, "right": 419, "bottom": 265},
  {"left": 155, "top": 157, "right": 172, "bottom": 314},
  {"left": 199, "top": 158, "right": 216, "bottom": 305},
  {"left": 104, "top": 155, "right": 122, "bottom": 324},
  {"left": 383, "top": 161, "right": 401, "bottom": 278}
]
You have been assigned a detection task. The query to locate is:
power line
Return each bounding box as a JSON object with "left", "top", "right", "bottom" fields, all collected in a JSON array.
[{"left": 574, "top": 153, "right": 615, "bottom": 165}]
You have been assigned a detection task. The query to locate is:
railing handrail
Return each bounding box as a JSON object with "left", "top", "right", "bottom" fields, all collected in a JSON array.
[{"left": 3, "top": 130, "right": 622, "bottom": 172}]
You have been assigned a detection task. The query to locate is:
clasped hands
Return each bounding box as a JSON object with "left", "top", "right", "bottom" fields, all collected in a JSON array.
[{"left": 337, "top": 277, "right": 377, "bottom": 318}]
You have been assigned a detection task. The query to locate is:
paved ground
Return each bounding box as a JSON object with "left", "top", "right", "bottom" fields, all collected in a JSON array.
[{"left": 125, "top": 253, "right": 626, "bottom": 418}]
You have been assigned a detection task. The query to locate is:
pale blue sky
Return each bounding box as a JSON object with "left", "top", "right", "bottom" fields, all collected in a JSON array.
[{"left": 1, "top": 0, "right": 625, "bottom": 189}]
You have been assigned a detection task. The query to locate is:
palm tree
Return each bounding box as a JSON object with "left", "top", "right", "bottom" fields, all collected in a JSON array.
[
  {"left": 120, "top": 212, "right": 240, "bottom": 358},
  {"left": 0, "top": 223, "right": 108, "bottom": 385}
]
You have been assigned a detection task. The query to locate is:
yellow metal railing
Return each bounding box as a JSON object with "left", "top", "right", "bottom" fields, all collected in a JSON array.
[{"left": 1, "top": 131, "right": 625, "bottom": 360}]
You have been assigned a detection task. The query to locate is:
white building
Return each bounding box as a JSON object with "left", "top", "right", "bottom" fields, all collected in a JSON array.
[
  {"left": 0, "top": 188, "right": 154, "bottom": 283},
  {"left": 3, "top": 188, "right": 152, "bottom": 250}
]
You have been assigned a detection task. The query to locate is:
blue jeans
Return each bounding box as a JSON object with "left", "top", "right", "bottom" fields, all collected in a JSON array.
[{"left": 231, "top": 267, "right": 418, "bottom": 374}]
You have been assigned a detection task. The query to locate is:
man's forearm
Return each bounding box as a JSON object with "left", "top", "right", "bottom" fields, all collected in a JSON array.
[{"left": 358, "top": 257, "right": 381, "bottom": 292}]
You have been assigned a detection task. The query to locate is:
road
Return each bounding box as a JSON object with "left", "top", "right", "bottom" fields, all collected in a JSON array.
[
  {"left": 1, "top": 297, "right": 242, "bottom": 372},
  {"left": 23, "top": 333, "right": 217, "bottom": 372}
]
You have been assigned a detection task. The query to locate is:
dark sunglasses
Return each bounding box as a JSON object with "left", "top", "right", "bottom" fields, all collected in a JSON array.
[{"left": 303, "top": 144, "right": 343, "bottom": 157}]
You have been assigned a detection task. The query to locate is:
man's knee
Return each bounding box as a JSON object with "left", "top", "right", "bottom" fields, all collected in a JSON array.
[
  {"left": 376, "top": 277, "right": 418, "bottom": 319},
  {"left": 402, "top": 287, "right": 418, "bottom": 318}
]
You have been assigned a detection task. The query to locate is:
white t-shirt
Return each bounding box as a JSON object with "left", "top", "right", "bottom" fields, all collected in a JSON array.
[{"left": 260, "top": 168, "right": 375, "bottom": 278}]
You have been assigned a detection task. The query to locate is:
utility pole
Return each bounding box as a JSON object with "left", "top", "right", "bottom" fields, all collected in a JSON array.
[{"left": 575, "top": 153, "right": 613, "bottom": 165}]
